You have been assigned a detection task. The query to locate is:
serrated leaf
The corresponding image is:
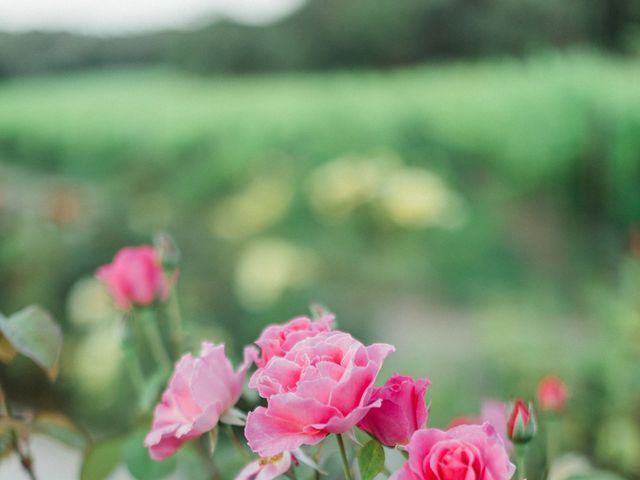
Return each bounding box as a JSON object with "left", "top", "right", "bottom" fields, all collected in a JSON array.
[
  {"left": 0, "top": 306, "right": 62, "bottom": 380},
  {"left": 34, "top": 412, "right": 88, "bottom": 450},
  {"left": 124, "top": 430, "right": 176, "bottom": 480},
  {"left": 358, "top": 439, "right": 385, "bottom": 480},
  {"left": 80, "top": 436, "right": 126, "bottom": 480}
]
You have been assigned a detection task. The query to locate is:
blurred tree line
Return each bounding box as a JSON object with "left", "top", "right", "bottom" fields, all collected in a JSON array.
[{"left": 1, "top": 0, "right": 639, "bottom": 77}]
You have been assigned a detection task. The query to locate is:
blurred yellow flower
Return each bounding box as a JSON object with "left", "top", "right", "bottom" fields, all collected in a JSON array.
[
  {"left": 209, "top": 176, "right": 293, "bottom": 240},
  {"left": 67, "top": 277, "right": 119, "bottom": 327},
  {"left": 377, "top": 168, "right": 465, "bottom": 229},
  {"left": 71, "top": 326, "right": 123, "bottom": 396},
  {"left": 235, "top": 238, "right": 317, "bottom": 310},
  {"left": 306, "top": 154, "right": 398, "bottom": 219}
]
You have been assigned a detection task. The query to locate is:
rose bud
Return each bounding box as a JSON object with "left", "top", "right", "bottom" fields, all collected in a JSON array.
[
  {"left": 96, "top": 245, "right": 171, "bottom": 310},
  {"left": 537, "top": 376, "right": 568, "bottom": 413},
  {"left": 507, "top": 399, "right": 536, "bottom": 444},
  {"left": 358, "top": 374, "right": 430, "bottom": 447}
]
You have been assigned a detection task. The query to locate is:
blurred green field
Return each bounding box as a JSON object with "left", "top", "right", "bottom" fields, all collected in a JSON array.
[
  {"left": 1, "top": 50, "right": 639, "bottom": 199},
  {"left": 1, "top": 50, "right": 640, "bottom": 477}
]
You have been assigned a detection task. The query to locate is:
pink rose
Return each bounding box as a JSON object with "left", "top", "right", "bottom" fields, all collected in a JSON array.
[
  {"left": 446, "top": 401, "right": 511, "bottom": 451},
  {"left": 358, "top": 374, "right": 430, "bottom": 446},
  {"left": 254, "top": 314, "right": 334, "bottom": 368},
  {"left": 245, "top": 331, "right": 394, "bottom": 456},
  {"left": 481, "top": 401, "right": 512, "bottom": 451},
  {"left": 96, "top": 245, "right": 171, "bottom": 310},
  {"left": 236, "top": 452, "right": 293, "bottom": 480},
  {"left": 145, "top": 342, "right": 256, "bottom": 460},
  {"left": 390, "top": 424, "right": 515, "bottom": 480}
]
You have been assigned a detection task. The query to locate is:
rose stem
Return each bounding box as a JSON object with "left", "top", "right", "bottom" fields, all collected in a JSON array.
[
  {"left": 335, "top": 434, "right": 354, "bottom": 480},
  {"left": 140, "top": 308, "right": 172, "bottom": 371},
  {"left": 0, "top": 376, "right": 37, "bottom": 480},
  {"left": 515, "top": 444, "right": 527, "bottom": 480},
  {"left": 166, "top": 289, "right": 185, "bottom": 358},
  {"left": 224, "top": 424, "right": 249, "bottom": 461}
]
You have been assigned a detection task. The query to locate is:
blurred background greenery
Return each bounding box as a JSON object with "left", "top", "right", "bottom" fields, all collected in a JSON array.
[{"left": 1, "top": 0, "right": 640, "bottom": 477}]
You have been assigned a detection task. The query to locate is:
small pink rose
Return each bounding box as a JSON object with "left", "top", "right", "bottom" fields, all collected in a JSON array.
[
  {"left": 236, "top": 452, "right": 293, "bottom": 480},
  {"left": 96, "top": 245, "right": 172, "bottom": 310},
  {"left": 390, "top": 424, "right": 515, "bottom": 480},
  {"left": 254, "top": 314, "right": 334, "bottom": 368},
  {"left": 358, "top": 373, "right": 430, "bottom": 446},
  {"left": 537, "top": 376, "right": 568, "bottom": 413},
  {"left": 145, "top": 342, "right": 257, "bottom": 460},
  {"left": 245, "top": 330, "right": 394, "bottom": 456}
]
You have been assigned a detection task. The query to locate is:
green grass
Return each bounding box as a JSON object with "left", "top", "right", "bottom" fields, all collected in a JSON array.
[{"left": 1, "top": 51, "right": 639, "bottom": 197}]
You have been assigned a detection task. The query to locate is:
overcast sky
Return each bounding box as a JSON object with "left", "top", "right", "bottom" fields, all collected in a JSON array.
[{"left": 0, "top": 0, "right": 303, "bottom": 35}]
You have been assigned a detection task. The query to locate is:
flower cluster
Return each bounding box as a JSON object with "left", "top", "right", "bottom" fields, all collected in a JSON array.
[
  {"left": 138, "top": 310, "right": 515, "bottom": 479},
  {"left": 95, "top": 243, "right": 571, "bottom": 480}
]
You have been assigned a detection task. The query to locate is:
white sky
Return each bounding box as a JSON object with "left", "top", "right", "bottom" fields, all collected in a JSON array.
[{"left": 0, "top": 0, "right": 304, "bottom": 35}]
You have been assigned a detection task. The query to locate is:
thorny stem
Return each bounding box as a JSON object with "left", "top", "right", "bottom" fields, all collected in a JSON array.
[
  {"left": 167, "top": 290, "right": 185, "bottom": 358},
  {"left": 545, "top": 415, "right": 559, "bottom": 467},
  {"left": 139, "top": 308, "right": 172, "bottom": 371},
  {"left": 515, "top": 444, "right": 528, "bottom": 480},
  {"left": 314, "top": 442, "right": 324, "bottom": 480},
  {"left": 197, "top": 435, "right": 222, "bottom": 480},
  {"left": 120, "top": 315, "right": 146, "bottom": 399},
  {"left": 0, "top": 375, "right": 37, "bottom": 480},
  {"left": 335, "top": 434, "right": 354, "bottom": 480}
]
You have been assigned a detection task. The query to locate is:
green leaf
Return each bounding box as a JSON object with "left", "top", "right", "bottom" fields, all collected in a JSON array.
[
  {"left": 358, "top": 439, "right": 385, "bottom": 480},
  {"left": 81, "top": 436, "right": 126, "bottom": 480},
  {"left": 33, "top": 412, "right": 88, "bottom": 450},
  {"left": 124, "top": 430, "right": 177, "bottom": 480},
  {"left": 0, "top": 333, "right": 17, "bottom": 363},
  {"left": 0, "top": 306, "right": 63, "bottom": 380}
]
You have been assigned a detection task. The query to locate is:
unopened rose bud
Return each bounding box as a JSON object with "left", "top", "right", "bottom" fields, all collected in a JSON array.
[
  {"left": 153, "top": 232, "right": 181, "bottom": 270},
  {"left": 537, "top": 376, "right": 568, "bottom": 413},
  {"left": 507, "top": 399, "right": 536, "bottom": 444}
]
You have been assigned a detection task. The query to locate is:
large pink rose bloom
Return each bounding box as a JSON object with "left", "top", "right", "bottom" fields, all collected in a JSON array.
[
  {"left": 96, "top": 245, "right": 170, "bottom": 310},
  {"left": 245, "top": 331, "right": 394, "bottom": 456},
  {"left": 391, "top": 424, "right": 515, "bottom": 480},
  {"left": 254, "top": 314, "right": 334, "bottom": 368},
  {"left": 145, "top": 342, "right": 256, "bottom": 460},
  {"left": 358, "top": 374, "right": 430, "bottom": 447}
]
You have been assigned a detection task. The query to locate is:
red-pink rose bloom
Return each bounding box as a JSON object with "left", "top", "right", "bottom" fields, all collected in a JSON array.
[
  {"left": 537, "top": 376, "right": 568, "bottom": 412},
  {"left": 145, "top": 342, "right": 257, "bottom": 460},
  {"left": 245, "top": 331, "right": 394, "bottom": 456},
  {"left": 358, "top": 373, "right": 430, "bottom": 446},
  {"left": 236, "top": 452, "right": 293, "bottom": 480},
  {"left": 254, "top": 314, "right": 334, "bottom": 368},
  {"left": 96, "top": 245, "right": 171, "bottom": 310},
  {"left": 390, "top": 424, "right": 515, "bottom": 480}
]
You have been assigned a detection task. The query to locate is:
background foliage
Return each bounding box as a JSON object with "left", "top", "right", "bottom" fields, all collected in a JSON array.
[{"left": 1, "top": 0, "right": 640, "bottom": 478}]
